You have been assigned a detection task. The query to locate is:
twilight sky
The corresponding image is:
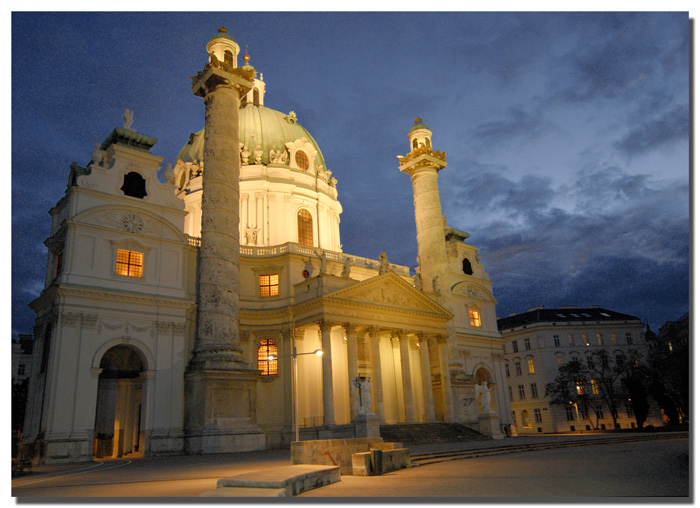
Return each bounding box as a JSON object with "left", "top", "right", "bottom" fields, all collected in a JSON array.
[{"left": 10, "top": 11, "right": 690, "bottom": 336}]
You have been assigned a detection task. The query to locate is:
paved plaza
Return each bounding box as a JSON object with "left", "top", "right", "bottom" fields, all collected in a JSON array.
[{"left": 11, "top": 434, "right": 689, "bottom": 500}]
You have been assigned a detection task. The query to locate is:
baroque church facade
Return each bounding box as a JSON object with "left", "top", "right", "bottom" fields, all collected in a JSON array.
[{"left": 21, "top": 27, "right": 511, "bottom": 463}]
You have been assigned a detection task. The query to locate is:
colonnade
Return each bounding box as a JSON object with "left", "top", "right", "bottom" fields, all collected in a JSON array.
[{"left": 292, "top": 321, "right": 455, "bottom": 427}]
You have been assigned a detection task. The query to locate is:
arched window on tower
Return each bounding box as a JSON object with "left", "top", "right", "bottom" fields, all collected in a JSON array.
[
  {"left": 253, "top": 88, "right": 260, "bottom": 105},
  {"left": 297, "top": 209, "right": 313, "bottom": 246},
  {"left": 412, "top": 139, "right": 418, "bottom": 149},
  {"left": 121, "top": 172, "right": 147, "bottom": 199},
  {"left": 224, "top": 50, "right": 233, "bottom": 66},
  {"left": 462, "top": 258, "right": 473, "bottom": 275}
]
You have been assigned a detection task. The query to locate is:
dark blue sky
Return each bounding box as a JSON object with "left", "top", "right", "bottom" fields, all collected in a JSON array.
[{"left": 10, "top": 11, "right": 690, "bottom": 336}]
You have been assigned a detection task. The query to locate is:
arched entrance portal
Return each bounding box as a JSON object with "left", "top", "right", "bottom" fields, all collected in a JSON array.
[{"left": 93, "top": 345, "right": 145, "bottom": 459}]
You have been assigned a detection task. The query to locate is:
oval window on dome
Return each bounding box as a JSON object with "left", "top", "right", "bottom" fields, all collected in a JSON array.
[{"left": 295, "top": 150, "right": 310, "bottom": 171}]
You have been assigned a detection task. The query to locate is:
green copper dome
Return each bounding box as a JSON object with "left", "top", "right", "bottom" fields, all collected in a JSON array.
[
  {"left": 176, "top": 105, "right": 326, "bottom": 169},
  {"left": 209, "top": 26, "right": 236, "bottom": 43},
  {"left": 409, "top": 117, "right": 430, "bottom": 133}
]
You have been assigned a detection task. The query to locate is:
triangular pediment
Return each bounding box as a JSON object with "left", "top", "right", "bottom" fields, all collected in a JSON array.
[{"left": 322, "top": 271, "right": 453, "bottom": 320}]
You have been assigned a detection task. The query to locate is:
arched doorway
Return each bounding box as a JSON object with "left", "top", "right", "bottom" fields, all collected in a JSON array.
[{"left": 93, "top": 345, "right": 145, "bottom": 459}]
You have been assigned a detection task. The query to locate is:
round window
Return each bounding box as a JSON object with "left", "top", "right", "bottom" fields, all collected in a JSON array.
[{"left": 295, "top": 150, "right": 309, "bottom": 170}]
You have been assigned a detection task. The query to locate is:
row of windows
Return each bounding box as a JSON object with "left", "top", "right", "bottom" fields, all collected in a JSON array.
[
  {"left": 511, "top": 332, "right": 634, "bottom": 353},
  {"left": 509, "top": 382, "right": 539, "bottom": 401},
  {"left": 555, "top": 352, "right": 637, "bottom": 368},
  {"left": 505, "top": 358, "right": 535, "bottom": 377}
]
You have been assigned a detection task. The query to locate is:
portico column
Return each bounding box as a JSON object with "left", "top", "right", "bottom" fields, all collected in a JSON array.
[
  {"left": 418, "top": 334, "right": 436, "bottom": 422},
  {"left": 368, "top": 327, "right": 385, "bottom": 421},
  {"left": 436, "top": 335, "right": 455, "bottom": 422},
  {"left": 319, "top": 321, "right": 335, "bottom": 425},
  {"left": 398, "top": 330, "right": 416, "bottom": 423},
  {"left": 344, "top": 324, "right": 360, "bottom": 420}
]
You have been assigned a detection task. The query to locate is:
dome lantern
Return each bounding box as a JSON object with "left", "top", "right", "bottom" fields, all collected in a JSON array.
[
  {"left": 206, "top": 26, "right": 240, "bottom": 69},
  {"left": 408, "top": 117, "right": 433, "bottom": 151}
]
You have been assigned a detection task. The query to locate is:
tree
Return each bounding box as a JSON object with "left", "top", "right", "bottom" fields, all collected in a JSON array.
[
  {"left": 546, "top": 358, "right": 596, "bottom": 428},
  {"left": 586, "top": 350, "right": 626, "bottom": 429},
  {"left": 619, "top": 351, "right": 650, "bottom": 429}
]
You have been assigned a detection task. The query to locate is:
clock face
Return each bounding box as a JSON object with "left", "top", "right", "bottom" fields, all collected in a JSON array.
[{"left": 122, "top": 214, "right": 143, "bottom": 233}]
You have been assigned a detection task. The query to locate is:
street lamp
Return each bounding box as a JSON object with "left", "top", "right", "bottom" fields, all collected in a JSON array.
[{"left": 268, "top": 347, "right": 323, "bottom": 442}]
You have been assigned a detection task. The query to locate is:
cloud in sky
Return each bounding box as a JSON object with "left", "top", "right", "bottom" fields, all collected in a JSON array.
[{"left": 10, "top": 11, "right": 689, "bottom": 336}]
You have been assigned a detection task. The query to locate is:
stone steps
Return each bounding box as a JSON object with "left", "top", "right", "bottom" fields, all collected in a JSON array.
[
  {"left": 380, "top": 423, "right": 489, "bottom": 445},
  {"left": 199, "top": 464, "right": 340, "bottom": 497}
]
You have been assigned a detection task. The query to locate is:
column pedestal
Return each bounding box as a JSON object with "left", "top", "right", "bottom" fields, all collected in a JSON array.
[
  {"left": 478, "top": 412, "right": 505, "bottom": 440},
  {"left": 354, "top": 413, "right": 381, "bottom": 438}
]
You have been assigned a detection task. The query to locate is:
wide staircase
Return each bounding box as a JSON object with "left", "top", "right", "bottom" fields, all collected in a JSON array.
[{"left": 380, "top": 423, "right": 490, "bottom": 445}]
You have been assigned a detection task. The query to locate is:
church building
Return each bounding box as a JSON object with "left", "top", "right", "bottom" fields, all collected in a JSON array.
[{"left": 21, "top": 27, "right": 511, "bottom": 463}]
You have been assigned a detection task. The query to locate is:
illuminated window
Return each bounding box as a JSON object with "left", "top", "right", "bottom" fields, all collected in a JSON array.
[
  {"left": 557, "top": 356, "right": 564, "bottom": 367},
  {"left": 469, "top": 309, "right": 482, "bottom": 327},
  {"left": 597, "top": 333, "right": 603, "bottom": 345},
  {"left": 591, "top": 379, "right": 599, "bottom": 395},
  {"left": 297, "top": 209, "right": 313, "bottom": 246},
  {"left": 116, "top": 249, "right": 144, "bottom": 277},
  {"left": 611, "top": 333, "right": 618, "bottom": 345},
  {"left": 524, "top": 338, "right": 531, "bottom": 350},
  {"left": 568, "top": 334, "right": 574, "bottom": 346},
  {"left": 295, "top": 150, "right": 310, "bottom": 170},
  {"left": 515, "top": 361, "right": 522, "bottom": 376},
  {"left": 527, "top": 358, "right": 535, "bottom": 374},
  {"left": 257, "top": 339, "right": 278, "bottom": 375},
  {"left": 582, "top": 334, "right": 590, "bottom": 346},
  {"left": 576, "top": 382, "right": 585, "bottom": 395},
  {"left": 259, "top": 274, "right": 279, "bottom": 297}
]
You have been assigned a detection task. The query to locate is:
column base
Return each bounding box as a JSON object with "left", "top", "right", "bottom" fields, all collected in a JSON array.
[{"left": 184, "top": 367, "right": 266, "bottom": 454}]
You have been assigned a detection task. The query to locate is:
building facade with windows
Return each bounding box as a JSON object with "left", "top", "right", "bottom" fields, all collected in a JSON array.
[
  {"left": 21, "top": 27, "right": 510, "bottom": 464},
  {"left": 498, "top": 306, "right": 664, "bottom": 434}
]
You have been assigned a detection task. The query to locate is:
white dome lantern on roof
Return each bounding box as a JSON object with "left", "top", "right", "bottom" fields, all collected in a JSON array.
[
  {"left": 206, "top": 26, "right": 240, "bottom": 68},
  {"left": 408, "top": 117, "right": 433, "bottom": 151}
]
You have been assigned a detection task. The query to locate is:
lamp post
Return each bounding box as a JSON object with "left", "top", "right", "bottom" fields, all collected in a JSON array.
[{"left": 269, "top": 347, "right": 323, "bottom": 443}]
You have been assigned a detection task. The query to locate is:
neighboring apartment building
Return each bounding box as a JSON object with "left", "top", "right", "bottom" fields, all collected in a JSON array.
[{"left": 498, "top": 306, "right": 664, "bottom": 434}]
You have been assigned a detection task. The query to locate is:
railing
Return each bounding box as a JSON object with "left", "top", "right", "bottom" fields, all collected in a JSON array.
[{"left": 189, "top": 238, "right": 410, "bottom": 276}]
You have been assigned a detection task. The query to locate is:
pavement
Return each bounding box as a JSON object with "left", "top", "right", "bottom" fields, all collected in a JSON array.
[{"left": 10, "top": 431, "right": 690, "bottom": 499}]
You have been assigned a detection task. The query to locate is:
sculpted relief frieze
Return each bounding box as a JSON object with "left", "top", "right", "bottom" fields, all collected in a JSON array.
[{"left": 98, "top": 319, "right": 154, "bottom": 338}]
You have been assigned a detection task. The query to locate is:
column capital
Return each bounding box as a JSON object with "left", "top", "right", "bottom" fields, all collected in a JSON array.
[
  {"left": 343, "top": 323, "right": 360, "bottom": 336},
  {"left": 367, "top": 326, "right": 381, "bottom": 338},
  {"left": 318, "top": 320, "right": 334, "bottom": 334}
]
